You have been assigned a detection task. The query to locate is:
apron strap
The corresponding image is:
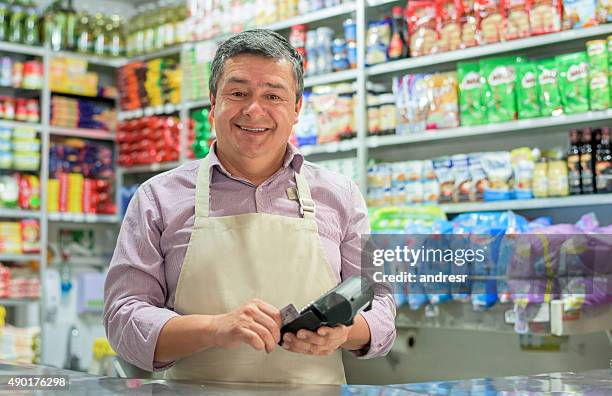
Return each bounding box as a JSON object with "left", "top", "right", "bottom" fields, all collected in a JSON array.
[
  {"left": 195, "top": 155, "right": 211, "bottom": 218},
  {"left": 194, "top": 151, "right": 316, "bottom": 220},
  {"left": 295, "top": 171, "right": 316, "bottom": 220}
]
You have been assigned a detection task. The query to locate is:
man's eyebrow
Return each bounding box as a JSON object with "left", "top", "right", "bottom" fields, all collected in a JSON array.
[{"left": 224, "top": 77, "right": 289, "bottom": 91}]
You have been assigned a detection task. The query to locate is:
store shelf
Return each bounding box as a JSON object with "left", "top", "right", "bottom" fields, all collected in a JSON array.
[
  {"left": 48, "top": 213, "right": 120, "bottom": 223},
  {"left": 48, "top": 50, "right": 126, "bottom": 68},
  {"left": 0, "top": 253, "right": 40, "bottom": 262},
  {"left": 119, "top": 45, "right": 183, "bottom": 65},
  {"left": 368, "top": 24, "right": 612, "bottom": 76},
  {"left": 551, "top": 300, "right": 612, "bottom": 336},
  {"left": 118, "top": 161, "right": 182, "bottom": 174},
  {"left": 50, "top": 126, "right": 115, "bottom": 141},
  {"left": 263, "top": 2, "right": 358, "bottom": 31},
  {"left": 0, "top": 41, "right": 45, "bottom": 56},
  {"left": 0, "top": 298, "right": 39, "bottom": 306},
  {"left": 0, "top": 119, "right": 42, "bottom": 131},
  {"left": 367, "top": 110, "right": 612, "bottom": 149},
  {"left": 367, "top": 0, "right": 401, "bottom": 6},
  {"left": 118, "top": 103, "right": 180, "bottom": 120},
  {"left": 440, "top": 194, "right": 612, "bottom": 214},
  {"left": 0, "top": 209, "right": 41, "bottom": 219},
  {"left": 298, "top": 139, "right": 359, "bottom": 156},
  {"left": 184, "top": 98, "right": 211, "bottom": 110},
  {"left": 304, "top": 69, "right": 358, "bottom": 88}
]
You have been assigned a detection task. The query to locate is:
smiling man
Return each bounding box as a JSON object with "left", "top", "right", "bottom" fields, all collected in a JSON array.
[{"left": 103, "top": 29, "right": 396, "bottom": 384}]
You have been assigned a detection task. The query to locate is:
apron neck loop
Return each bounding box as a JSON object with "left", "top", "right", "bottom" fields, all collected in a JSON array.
[{"left": 194, "top": 154, "right": 316, "bottom": 220}]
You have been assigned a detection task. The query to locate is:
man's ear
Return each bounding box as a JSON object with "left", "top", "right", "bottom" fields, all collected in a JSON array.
[
  {"left": 293, "top": 96, "right": 303, "bottom": 125},
  {"left": 209, "top": 93, "right": 216, "bottom": 125}
]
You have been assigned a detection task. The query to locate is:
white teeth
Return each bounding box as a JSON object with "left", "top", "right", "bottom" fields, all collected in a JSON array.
[{"left": 239, "top": 126, "right": 267, "bottom": 132}]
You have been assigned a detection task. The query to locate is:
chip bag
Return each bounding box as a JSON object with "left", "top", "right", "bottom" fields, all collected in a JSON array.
[
  {"left": 481, "top": 57, "right": 520, "bottom": 123},
  {"left": 586, "top": 40, "right": 610, "bottom": 110},
  {"left": 536, "top": 58, "right": 563, "bottom": 116},
  {"left": 458, "top": 61, "right": 486, "bottom": 126},
  {"left": 516, "top": 62, "right": 541, "bottom": 119}
]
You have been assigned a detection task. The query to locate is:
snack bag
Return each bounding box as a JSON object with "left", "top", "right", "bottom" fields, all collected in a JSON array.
[
  {"left": 461, "top": 0, "right": 479, "bottom": 47},
  {"left": 452, "top": 154, "right": 474, "bottom": 202},
  {"left": 426, "top": 72, "right": 460, "bottom": 129},
  {"left": 505, "top": 0, "right": 531, "bottom": 40},
  {"left": 476, "top": 0, "right": 505, "bottom": 44},
  {"left": 433, "top": 157, "right": 455, "bottom": 203},
  {"left": 528, "top": 0, "right": 562, "bottom": 35},
  {"left": 407, "top": 1, "right": 439, "bottom": 57},
  {"left": 481, "top": 151, "right": 513, "bottom": 201},
  {"left": 536, "top": 58, "right": 563, "bottom": 116},
  {"left": 481, "top": 57, "right": 520, "bottom": 123},
  {"left": 516, "top": 62, "right": 541, "bottom": 119},
  {"left": 597, "top": 0, "right": 612, "bottom": 22},
  {"left": 556, "top": 52, "right": 590, "bottom": 114},
  {"left": 586, "top": 40, "right": 610, "bottom": 110},
  {"left": 511, "top": 147, "right": 535, "bottom": 199},
  {"left": 609, "top": 36, "right": 612, "bottom": 104},
  {"left": 408, "top": 74, "right": 430, "bottom": 133},
  {"left": 469, "top": 153, "right": 490, "bottom": 200},
  {"left": 563, "top": 0, "right": 599, "bottom": 29},
  {"left": 457, "top": 61, "right": 486, "bottom": 126},
  {"left": 437, "top": 0, "right": 463, "bottom": 52}
]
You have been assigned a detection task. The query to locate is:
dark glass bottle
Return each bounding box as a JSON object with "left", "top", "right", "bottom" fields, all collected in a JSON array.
[
  {"left": 567, "top": 129, "right": 582, "bottom": 195},
  {"left": 595, "top": 127, "right": 612, "bottom": 194},
  {"left": 579, "top": 128, "right": 595, "bottom": 194},
  {"left": 388, "top": 6, "right": 407, "bottom": 60},
  {"left": 9, "top": 0, "right": 25, "bottom": 44},
  {"left": 23, "top": 0, "right": 39, "bottom": 46},
  {"left": 0, "top": 0, "right": 9, "bottom": 42}
]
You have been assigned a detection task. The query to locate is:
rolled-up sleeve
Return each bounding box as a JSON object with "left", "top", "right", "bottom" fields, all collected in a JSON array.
[
  {"left": 340, "top": 181, "right": 396, "bottom": 359},
  {"left": 103, "top": 185, "right": 179, "bottom": 371}
]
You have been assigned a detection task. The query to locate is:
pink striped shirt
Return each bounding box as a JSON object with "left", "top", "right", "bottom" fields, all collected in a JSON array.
[{"left": 103, "top": 143, "right": 396, "bottom": 371}]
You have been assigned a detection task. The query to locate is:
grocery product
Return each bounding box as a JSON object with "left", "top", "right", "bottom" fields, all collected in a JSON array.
[
  {"left": 515, "top": 62, "right": 541, "bottom": 119},
  {"left": 388, "top": 6, "right": 409, "bottom": 60},
  {"left": 407, "top": 1, "right": 439, "bottom": 57},
  {"left": 426, "top": 72, "right": 460, "bottom": 129},
  {"left": 481, "top": 151, "right": 513, "bottom": 200},
  {"left": 190, "top": 108, "right": 212, "bottom": 159},
  {"left": 117, "top": 116, "right": 181, "bottom": 166},
  {"left": 562, "top": 0, "right": 599, "bottom": 29},
  {"left": 51, "top": 96, "right": 116, "bottom": 131},
  {"left": 511, "top": 147, "right": 536, "bottom": 199},
  {"left": 528, "top": 0, "right": 563, "bottom": 35},
  {"left": 476, "top": 0, "right": 505, "bottom": 44},
  {"left": 505, "top": 0, "right": 531, "bottom": 39},
  {"left": 580, "top": 128, "right": 596, "bottom": 193},
  {"left": 595, "top": 127, "right": 612, "bottom": 192},
  {"left": 366, "top": 21, "right": 391, "bottom": 65},
  {"left": 567, "top": 129, "right": 583, "bottom": 194},
  {"left": 437, "top": 0, "right": 463, "bottom": 52},
  {"left": 537, "top": 58, "right": 564, "bottom": 116},
  {"left": 182, "top": 41, "right": 215, "bottom": 102},
  {"left": 533, "top": 159, "right": 549, "bottom": 197},
  {"left": 457, "top": 61, "right": 486, "bottom": 126},
  {"left": 481, "top": 57, "right": 520, "bottom": 123},
  {"left": 461, "top": 0, "right": 479, "bottom": 47},
  {"left": 557, "top": 52, "right": 590, "bottom": 114},
  {"left": 586, "top": 40, "right": 610, "bottom": 110}
]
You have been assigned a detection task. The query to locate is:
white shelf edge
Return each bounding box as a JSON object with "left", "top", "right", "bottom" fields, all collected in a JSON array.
[
  {"left": 118, "top": 103, "right": 180, "bottom": 120},
  {"left": 0, "top": 209, "right": 41, "bottom": 219},
  {"left": 50, "top": 126, "right": 115, "bottom": 141},
  {"left": 298, "top": 139, "right": 359, "bottom": 156},
  {"left": 439, "top": 194, "right": 612, "bottom": 214},
  {"left": 118, "top": 161, "right": 182, "bottom": 174},
  {"left": 263, "top": 2, "right": 358, "bottom": 31},
  {"left": 184, "top": 98, "right": 211, "bottom": 110},
  {"left": 367, "top": 0, "right": 400, "bottom": 6},
  {"left": 0, "top": 298, "right": 39, "bottom": 306},
  {"left": 367, "top": 109, "right": 612, "bottom": 148},
  {"left": 0, "top": 119, "right": 43, "bottom": 131},
  {"left": 0, "top": 253, "right": 40, "bottom": 262},
  {"left": 47, "top": 213, "right": 120, "bottom": 223},
  {"left": 304, "top": 69, "right": 358, "bottom": 88},
  {"left": 0, "top": 41, "right": 45, "bottom": 56},
  {"left": 118, "top": 45, "right": 183, "bottom": 65},
  {"left": 368, "top": 24, "right": 612, "bottom": 76},
  {"left": 48, "top": 50, "right": 126, "bottom": 68}
]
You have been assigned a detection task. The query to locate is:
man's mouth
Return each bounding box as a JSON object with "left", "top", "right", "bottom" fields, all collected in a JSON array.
[{"left": 236, "top": 124, "right": 271, "bottom": 133}]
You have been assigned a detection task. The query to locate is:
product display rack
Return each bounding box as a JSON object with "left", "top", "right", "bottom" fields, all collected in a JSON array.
[{"left": 1, "top": 0, "right": 611, "bottom": 366}]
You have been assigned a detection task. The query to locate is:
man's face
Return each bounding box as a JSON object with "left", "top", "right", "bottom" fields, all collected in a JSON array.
[{"left": 210, "top": 54, "right": 302, "bottom": 162}]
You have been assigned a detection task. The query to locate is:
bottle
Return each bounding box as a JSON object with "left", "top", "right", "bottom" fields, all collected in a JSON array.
[
  {"left": 76, "top": 12, "right": 89, "bottom": 53},
  {"left": 388, "top": 6, "right": 408, "bottom": 60},
  {"left": 154, "top": 0, "right": 165, "bottom": 50},
  {"left": 162, "top": 1, "right": 175, "bottom": 47},
  {"left": 109, "top": 14, "right": 123, "bottom": 57},
  {"left": 595, "top": 127, "right": 612, "bottom": 193},
  {"left": 143, "top": 4, "right": 155, "bottom": 53},
  {"left": 0, "top": 0, "right": 10, "bottom": 42},
  {"left": 9, "top": 0, "right": 25, "bottom": 44},
  {"left": 579, "top": 128, "right": 595, "bottom": 194},
  {"left": 64, "top": 0, "right": 77, "bottom": 50},
  {"left": 133, "top": 6, "right": 145, "bottom": 55},
  {"left": 23, "top": 0, "right": 38, "bottom": 46},
  {"left": 567, "top": 129, "right": 582, "bottom": 195},
  {"left": 92, "top": 13, "right": 105, "bottom": 55}
]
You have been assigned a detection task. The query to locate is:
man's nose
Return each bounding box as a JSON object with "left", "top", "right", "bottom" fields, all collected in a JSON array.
[{"left": 242, "top": 97, "right": 266, "bottom": 117}]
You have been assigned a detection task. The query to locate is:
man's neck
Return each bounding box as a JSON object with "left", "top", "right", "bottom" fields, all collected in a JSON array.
[{"left": 216, "top": 147, "right": 287, "bottom": 186}]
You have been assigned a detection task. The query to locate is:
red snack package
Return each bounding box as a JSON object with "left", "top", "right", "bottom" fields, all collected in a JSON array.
[
  {"left": 476, "top": 0, "right": 506, "bottom": 44},
  {"left": 504, "top": 0, "right": 531, "bottom": 40},
  {"left": 460, "top": 0, "right": 479, "bottom": 47},
  {"left": 437, "top": 0, "right": 464, "bottom": 52},
  {"left": 407, "top": 1, "right": 439, "bottom": 57},
  {"left": 527, "top": 0, "right": 562, "bottom": 35}
]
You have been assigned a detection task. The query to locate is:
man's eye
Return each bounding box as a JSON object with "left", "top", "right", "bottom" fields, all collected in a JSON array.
[
  {"left": 231, "top": 92, "right": 246, "bottom": 97},
  {"left": 267, "top": 94, "right": 281, "bottom": 100}
]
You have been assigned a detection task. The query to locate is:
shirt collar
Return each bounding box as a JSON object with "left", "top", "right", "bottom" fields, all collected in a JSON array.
[{"left": 207, "top": 141, "right": 305, "bottom": 179}]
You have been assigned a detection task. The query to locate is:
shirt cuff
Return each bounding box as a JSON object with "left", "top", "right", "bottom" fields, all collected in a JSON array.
[{"left": 349, "top": 309, "right": 391, "bottom": 359}]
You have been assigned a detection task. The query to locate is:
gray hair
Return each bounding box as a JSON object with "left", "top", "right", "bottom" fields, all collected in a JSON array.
[{"left": 209, "top": 29, "right": 304, "bottom": 104}]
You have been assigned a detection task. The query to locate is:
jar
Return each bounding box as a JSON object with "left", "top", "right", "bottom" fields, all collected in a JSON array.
[
  {"left": 548, "top": 160, "right": 569, "bottom": 197},
  {"left": 532, "top": 160, "right": 548, "bottom": 198}
]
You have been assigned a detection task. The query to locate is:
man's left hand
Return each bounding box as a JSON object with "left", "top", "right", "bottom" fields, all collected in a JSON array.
[{"left": 281, "top": 325, "right": 351, "bottom": 356}]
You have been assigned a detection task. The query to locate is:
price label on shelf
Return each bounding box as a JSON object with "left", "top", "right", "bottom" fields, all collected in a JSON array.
[
  {"left": 135, "top": 109, "right": 143, "bottom": 118},
  {"left": 155, "top": 106, "right": 164, "bottom": 115},
  {"left": 144, "top": 107, "right": 154, "bottom": 117},
  {"left": 325, "top": 142, "right": 339, "bottom": 153},
  {"left": 164, "top": 103, "right": 175, "bottom": 113},
  {"left": 338, "top": 140, "right": 354, "bottom": 152}
]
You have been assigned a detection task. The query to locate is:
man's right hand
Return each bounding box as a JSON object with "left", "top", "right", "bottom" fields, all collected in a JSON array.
[{"left": 212, "top": 299, "right": 282, "bottom": 353}]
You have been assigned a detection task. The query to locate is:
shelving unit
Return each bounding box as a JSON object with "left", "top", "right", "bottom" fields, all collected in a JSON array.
[
  {"left": 0, "top": 298, "right": 39, "bottom": 306},
  {"left": 0, "top": 253, "right": 41, "bottom": 262},
  {"left": 49, "top": 126, "right": 115, "bottom": 141},
  {"left": 440, "top": 194, "right": 612, "bottom": 214},
  {"left": 0, "top": 120, "right": 43, "bottom": 131},
  {"left": 0, "top": 209, "right": 41, "bottom": 219}
]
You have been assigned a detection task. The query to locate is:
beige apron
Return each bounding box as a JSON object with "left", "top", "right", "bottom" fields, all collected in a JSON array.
[{"left": 164, "top": 155, "right": 346, "bottom": 384}]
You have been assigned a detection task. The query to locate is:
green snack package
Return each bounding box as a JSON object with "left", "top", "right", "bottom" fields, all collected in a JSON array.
[
  {"left": 457, "top": 61, "right": 485, "bottom": 126},
  {"left": 515, "top": 62, "right": 540, "bottom": 119},
  {"left": 480, "top": 57, "right": 521, "bottom": 123},
  {"left": 608, "top": 36, "right": 612, "bottom": 104},
  {"left": 587, "top": 40, "right": 610, "bottom": 110},
  {"left": 537, "top": 59, "right": 563, "bottom": 116},
  {"left": 556, "top": 52, "right": 589, "bottom": 114}
]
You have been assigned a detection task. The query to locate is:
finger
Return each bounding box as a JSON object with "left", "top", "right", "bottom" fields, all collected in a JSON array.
[
  {"left": 248, "top": 321, "right": 277, "bottom": 353},
  {"left": 317, "top": 326, "right": 345, "bottom": 339},
  {"left": 238, "top": 328, "right": 266, "bottom": 351},
  {"left": 296, "top": 330, "right": 327, "bottom": 346},
  {"left": 283, "top": 333, "right": 313, "bottom": 354},
  {"left": 250, "top": 309, "right": 281, "bottom": 344},
  {"left": 252, "top": 299, "right": 283, "bottom": 327}
]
